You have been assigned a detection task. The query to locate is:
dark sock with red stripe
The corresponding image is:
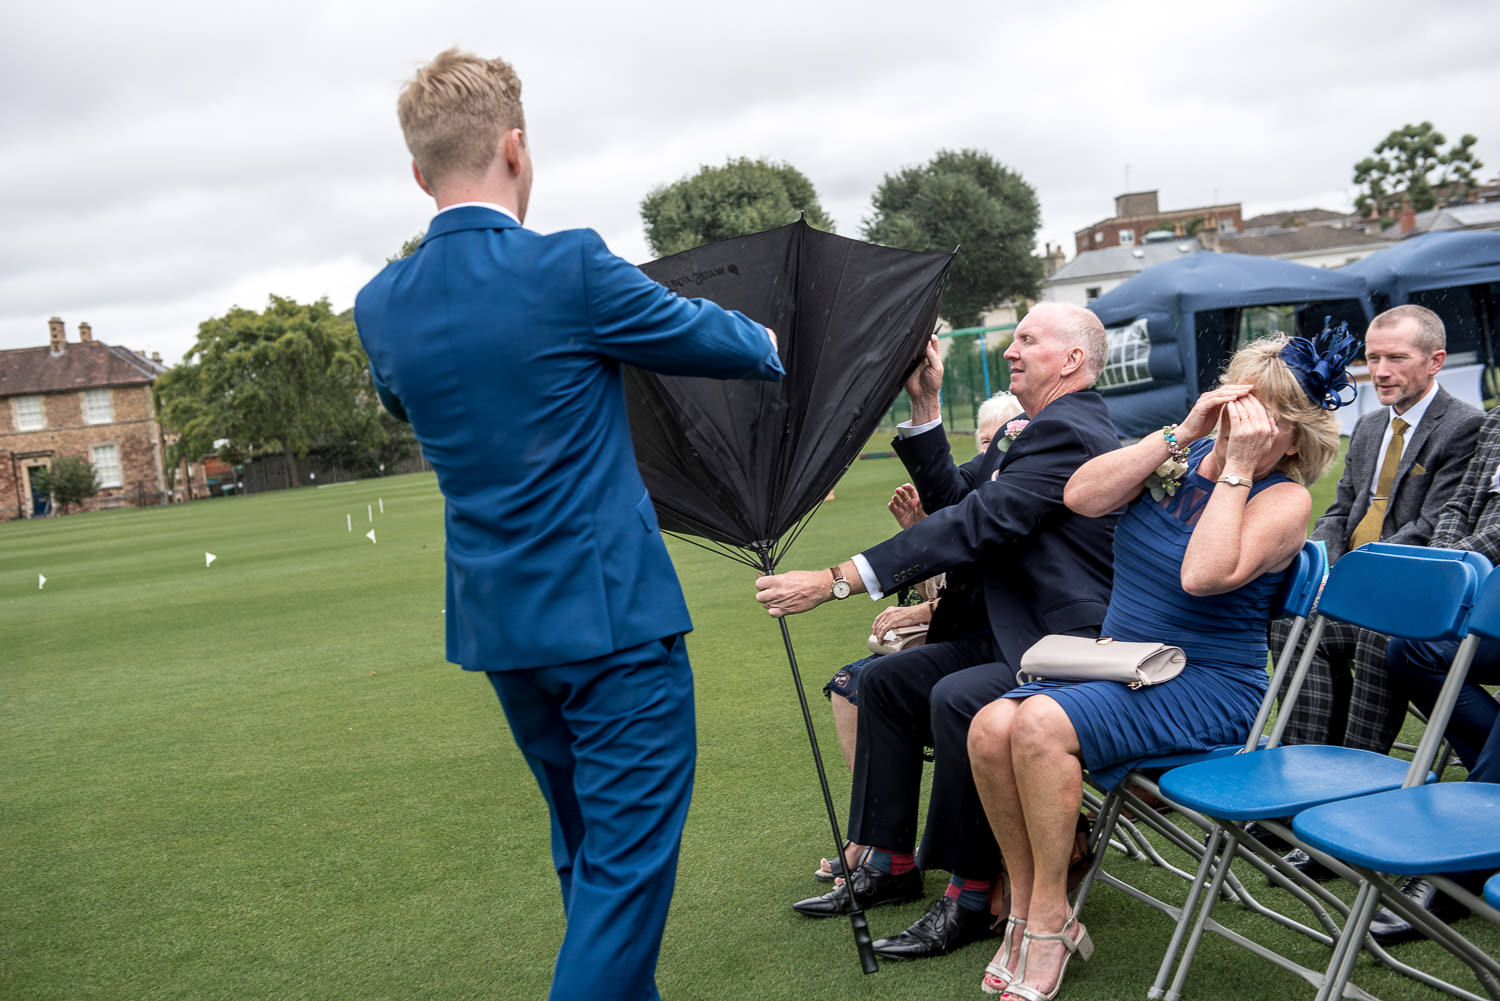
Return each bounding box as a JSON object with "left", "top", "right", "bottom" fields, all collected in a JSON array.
[
  {"left": 866, "top": 847, "right": 917, "bottom": 875},
  {"left": 945, "top": 874, "right": 992, "bottom": 911}
]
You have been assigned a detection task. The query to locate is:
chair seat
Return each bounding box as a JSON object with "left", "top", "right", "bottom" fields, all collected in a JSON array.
[
  {"left": 1486, "top": 871, "right": 1500, "bottom": 910},
  {"left": 1293, "top": 783, "right": 1500, "bottom": 874},
  {"left": 1135, "top": 743, "right": 1247, "bottom": 772},
  {"left": 1158, "top": 745, "right": 1416, "bottom": 821}
]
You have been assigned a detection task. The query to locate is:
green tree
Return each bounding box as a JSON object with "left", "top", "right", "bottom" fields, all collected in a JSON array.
[
  {"left": 640, "top": 157, "right": 835, "bottom": 257},
  {"left": 154, "top": 295, "right": 383, "bottom": 484},
  {"left": 863, "top": 149, "right": 1043, "bottom": 330},
  {"left": 388, "top": 232, "right": 424, "bottom": 262},
  {"left": 33, "top": 456, "right": 100, "bottom": 514},
  {"left": 1354, "top": 122, "right": 1483, "bottom": 218}
]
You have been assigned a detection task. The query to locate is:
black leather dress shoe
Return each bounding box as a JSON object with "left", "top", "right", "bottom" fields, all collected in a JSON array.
[
  {"left": 871, "top": 896, "right": 994, "bottom": 960},
  {"left": 1243, "top": 820, "right": 1292, "bottom": 853},
  {"left": 1369, "top": 877, "right": 1470, "bottom": 945},
  {"left": 1282, "top": 848, "right": 1337, "bottom": 884},
  {"left": 792, "top": 863, "right": 923, "bottom": 917}
]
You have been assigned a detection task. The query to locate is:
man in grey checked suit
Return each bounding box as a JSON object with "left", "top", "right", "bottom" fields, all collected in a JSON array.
[{"left": 1272, "top": 305, "right": 1482, "bottom": 751}]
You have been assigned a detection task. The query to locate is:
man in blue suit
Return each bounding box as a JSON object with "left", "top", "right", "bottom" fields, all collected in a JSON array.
[
  {"left": 354, "top": 49, "right": 783, "bottom": 1001},
  {"left": 756, "top": 303, "right": 1119, "bottom": 961}
]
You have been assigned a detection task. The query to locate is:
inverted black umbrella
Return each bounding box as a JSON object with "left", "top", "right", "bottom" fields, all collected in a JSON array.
[{"left": 628, "top": 219, "right": 953, "bottom": 974}]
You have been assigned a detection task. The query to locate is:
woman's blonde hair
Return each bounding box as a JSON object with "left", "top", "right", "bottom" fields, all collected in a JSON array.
[{"left": 1220, "top": 334, "right": 1341, "bottom": 485}]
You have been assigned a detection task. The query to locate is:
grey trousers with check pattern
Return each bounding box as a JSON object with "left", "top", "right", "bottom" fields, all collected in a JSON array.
[{"left": 1268, "top": 617, "right": 1402, "bottom": 751}]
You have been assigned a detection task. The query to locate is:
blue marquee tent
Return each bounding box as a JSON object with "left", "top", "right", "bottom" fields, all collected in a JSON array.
[
  {"left": 1087, "top": 252, "right": 1372, "bottom": 437},
  {"left": 1340, "top": 231, "right": 1500, "bottom": 371}
]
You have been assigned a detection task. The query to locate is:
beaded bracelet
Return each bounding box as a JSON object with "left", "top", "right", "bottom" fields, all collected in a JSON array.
[{"left": 1160, "top": 424, "right": 1190, "bottom": 463}]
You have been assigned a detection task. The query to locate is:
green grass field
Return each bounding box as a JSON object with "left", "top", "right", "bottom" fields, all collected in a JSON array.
[{"left": 3, "top": 445, "right": 1493, "bottom": 1001}]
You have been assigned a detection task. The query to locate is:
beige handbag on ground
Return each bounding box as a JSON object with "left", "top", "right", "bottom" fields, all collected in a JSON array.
[{"left": 1016, "top": 635, "right": 1186, "bottom": 690}]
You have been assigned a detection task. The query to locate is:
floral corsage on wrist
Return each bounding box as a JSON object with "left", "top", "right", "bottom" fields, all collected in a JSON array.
[
  {"left": 996, "top": 418, "right": 1030, "bottom": 452},
  {"left": 1147, "top": 424, "right": 1191, "bottom": 502}
]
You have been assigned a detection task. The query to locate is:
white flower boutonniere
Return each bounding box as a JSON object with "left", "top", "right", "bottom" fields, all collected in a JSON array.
[
  {"left": 996, "top": 419, "right": 1030, "bottom": 453},
  {"left": 1146, "top": 457, "right": 1189, "bottom": 502}
]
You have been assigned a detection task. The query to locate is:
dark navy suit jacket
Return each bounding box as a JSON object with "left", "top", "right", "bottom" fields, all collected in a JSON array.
[
  {"left": 355, "top": 206, "right": 783, "bottom": 671},
  {"left": 861, "top": 390, "right": 1120, "bottom": 669}
]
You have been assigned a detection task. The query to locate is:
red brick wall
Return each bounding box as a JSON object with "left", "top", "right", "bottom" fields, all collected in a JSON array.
[{"left": 0, "top": 385, "right": 166, "bottom": 520}]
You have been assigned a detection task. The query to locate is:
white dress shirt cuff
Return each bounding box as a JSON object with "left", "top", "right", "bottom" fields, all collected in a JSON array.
[
  {"left": 850, "top": 553, "right": 884, "bottom": 600},
  {"left": 896, "top": 417, "right": 943, "bottom": 438}
]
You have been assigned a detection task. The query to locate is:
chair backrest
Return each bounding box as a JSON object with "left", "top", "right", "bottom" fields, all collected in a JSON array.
[
  {"left": 1269, "top": 547, "right": 1487, "bottom": 749},
  {"left": 1316, "top": 548, "right": 1485, "bottom": 639},
  {"left": 1356, "top": 541, "right": 1493, "bottom": 583},
  {"left": 1274, "top": 540, "right": 1328, "bottom": 620}
]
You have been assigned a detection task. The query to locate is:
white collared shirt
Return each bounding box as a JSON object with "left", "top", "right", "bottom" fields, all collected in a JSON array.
[
  {"left": 435, "top": 201, "right": 520, "bottom": 223},
  {"left": 1368, "top": 382, "right": 1438, "bottom": 497}
]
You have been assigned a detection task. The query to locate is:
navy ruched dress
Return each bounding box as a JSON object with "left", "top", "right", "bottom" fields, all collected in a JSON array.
[{"left": 1004, "top": 438, "right": 1288, "bottom": 789}]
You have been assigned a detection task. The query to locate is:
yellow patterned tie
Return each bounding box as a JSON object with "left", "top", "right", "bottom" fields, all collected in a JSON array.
[{"left": 1349, "top": 416, "right": 1409, "bottom": 551}]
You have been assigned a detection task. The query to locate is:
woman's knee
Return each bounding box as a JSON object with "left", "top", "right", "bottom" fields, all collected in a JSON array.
[
  {"left": 968, "top": 698, "right": 1016, "bottom": 766},
  {"left": 1011, "top": 697, "right": 1078, "bottom": 758}
]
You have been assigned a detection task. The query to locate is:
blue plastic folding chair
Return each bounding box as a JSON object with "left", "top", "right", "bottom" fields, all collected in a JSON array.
[
  {"left": 1293, "top": 564, "right": 1500, "bottom": 1001},
  {"left": 1070, "top": 541, "right": 1326, "bottom": 929},
  {"left": 1487, "top": 872, "right": 1500, "bottom": 912},
  {"left": 1154, "top": 546, "right": 1489, "bottom": 1001}
]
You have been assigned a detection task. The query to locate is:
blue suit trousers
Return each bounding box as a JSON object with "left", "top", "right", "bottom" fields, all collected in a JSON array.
[{"left": 488, "top": 635, "right": 695, "bottom": 1001}]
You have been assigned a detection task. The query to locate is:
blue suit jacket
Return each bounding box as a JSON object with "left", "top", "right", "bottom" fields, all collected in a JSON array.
[
  {"left": 355, "top": 207, "right": 784, "bottom": 671},
  {"left": 861, "top": 390, "right": 1120, "bottom": 669}
]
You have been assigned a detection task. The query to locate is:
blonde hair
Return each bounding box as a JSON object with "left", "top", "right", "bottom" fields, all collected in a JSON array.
[
  {"left": 398, "top": 49, "right": 525, "bottom": 186},
  {"left": 1220, "top": 334, "right": 1340, "bottom": 485}
]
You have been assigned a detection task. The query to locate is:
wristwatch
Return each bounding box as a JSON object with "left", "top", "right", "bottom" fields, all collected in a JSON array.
[
  {"left": 829, "top": 565, "right": 852, "bottom": 600},
  {"left": 1217, "top": 473, "right": 1252, "bottom": 488}
]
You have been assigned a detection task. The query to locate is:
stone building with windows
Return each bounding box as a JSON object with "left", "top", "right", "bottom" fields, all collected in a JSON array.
[{"left": 0, "top": 317, "right": 169, "bottom": 519}]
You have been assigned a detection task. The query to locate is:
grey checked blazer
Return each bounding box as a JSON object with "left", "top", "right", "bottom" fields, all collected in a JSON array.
[
  {"left": 1311, "top": 386, "right": 1483, "bottom": 563},
  {"left": 1430, "top": 405, "right": 1500, "bottom": 561}
]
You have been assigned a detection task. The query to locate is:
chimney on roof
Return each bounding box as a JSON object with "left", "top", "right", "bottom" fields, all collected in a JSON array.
[
  {"left": 1399, "top": 194, "right": 1416, "bottom": 235},
  {"left": 78, "top": 322, "right": 93, "bottom": 343},
  {"left": 151, "top": 351, "right": 162, "bottom": 363},
  {"left": 48, "top": 316, "right": 66, "bottom": 354}
]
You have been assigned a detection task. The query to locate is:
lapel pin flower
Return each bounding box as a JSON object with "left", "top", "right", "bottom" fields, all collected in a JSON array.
[{"left": 996, "top": 418, "right": 1030, "bottom": 453}]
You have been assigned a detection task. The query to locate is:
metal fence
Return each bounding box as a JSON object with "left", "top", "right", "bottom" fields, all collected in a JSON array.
[{"left": 878, "top": 323, "right": 1017, "bottom": 436}]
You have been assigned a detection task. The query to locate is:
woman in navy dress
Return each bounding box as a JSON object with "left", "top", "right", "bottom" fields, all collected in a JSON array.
[{"left": 968, "top": 333, "right": 1347, "bottom": 1001}]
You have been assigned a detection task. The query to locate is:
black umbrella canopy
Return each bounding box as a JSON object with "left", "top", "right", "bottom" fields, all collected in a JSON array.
[{"left": 627, "top": 219, "right": 953, "bottom": 566}]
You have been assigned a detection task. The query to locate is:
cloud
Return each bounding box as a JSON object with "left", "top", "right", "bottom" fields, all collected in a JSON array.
[{"left": 2, "top": 0, "right": 1497, "bottom": 362}]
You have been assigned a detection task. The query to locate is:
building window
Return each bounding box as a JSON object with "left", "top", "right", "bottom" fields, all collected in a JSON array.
[
  {"left": 92, "top": 444, "right": 123, "bottom": 488},
  {"left": 1218, "top": 219, "right": 1236, "bottom": 234},
  {"left": 1085, "top": 287, "right": 1102, "bottom": 303},
  {"left": 1093, "top": 232, "right": 1103, "bottom": 244},
  {"left": 1098, "top": 318, "right": 1153, "bottom": 390},
  {"left": 85, "top": 388, "right": 114, "bottom": 424},
  {"left": 1119, "top": 228, "right": 1135, "bottom": 246},
  {"left": 16, "top": 395, "right": 44, "bottom": 431}
]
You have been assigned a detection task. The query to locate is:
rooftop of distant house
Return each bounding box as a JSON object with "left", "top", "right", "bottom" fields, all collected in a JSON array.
[{"left": 0, "top": 318, "right": 165, "bottom": 398}]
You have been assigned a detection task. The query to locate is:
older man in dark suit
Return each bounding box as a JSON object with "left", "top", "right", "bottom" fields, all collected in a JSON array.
[
  {"left": 1269, "top": 305, "right": 1481, "bottom": 879},
  {"left": 756, "top": 302, "right": 1119, "bottom": 961}
]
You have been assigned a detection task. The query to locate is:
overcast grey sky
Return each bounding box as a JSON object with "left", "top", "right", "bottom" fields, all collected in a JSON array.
[{"left": 2, "top": 0, "right": 1497, "bottom": 362}]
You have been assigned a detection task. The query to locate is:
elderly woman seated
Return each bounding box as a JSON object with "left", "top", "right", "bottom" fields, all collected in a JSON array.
[{"left": 967, "top": 333, "right": 1346, "bottom": 1001}]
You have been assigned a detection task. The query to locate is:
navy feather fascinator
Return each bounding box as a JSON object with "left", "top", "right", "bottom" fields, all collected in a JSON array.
[{"left": 1279, "top": 317, "right": 1359, "bottom": 411}]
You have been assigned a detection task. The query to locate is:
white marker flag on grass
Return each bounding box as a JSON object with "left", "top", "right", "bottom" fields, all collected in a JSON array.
[
  {"left": 365, "top": 529, "right": 376, "bottom": 544},
  {"left": 205, "top": 552, "right": 217, "bottom": 567},
  {"left": 368, "top": 504, "right": 373, "bottom": 522},
  {"left": 347, "top": 513, "right": 352, "bottom": 532},
  {"left": 38, "top": 573, "right": 46, "bottom": 590},
  {"left": 379, "top": 498, "right": 384, "bottom": 514}
]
